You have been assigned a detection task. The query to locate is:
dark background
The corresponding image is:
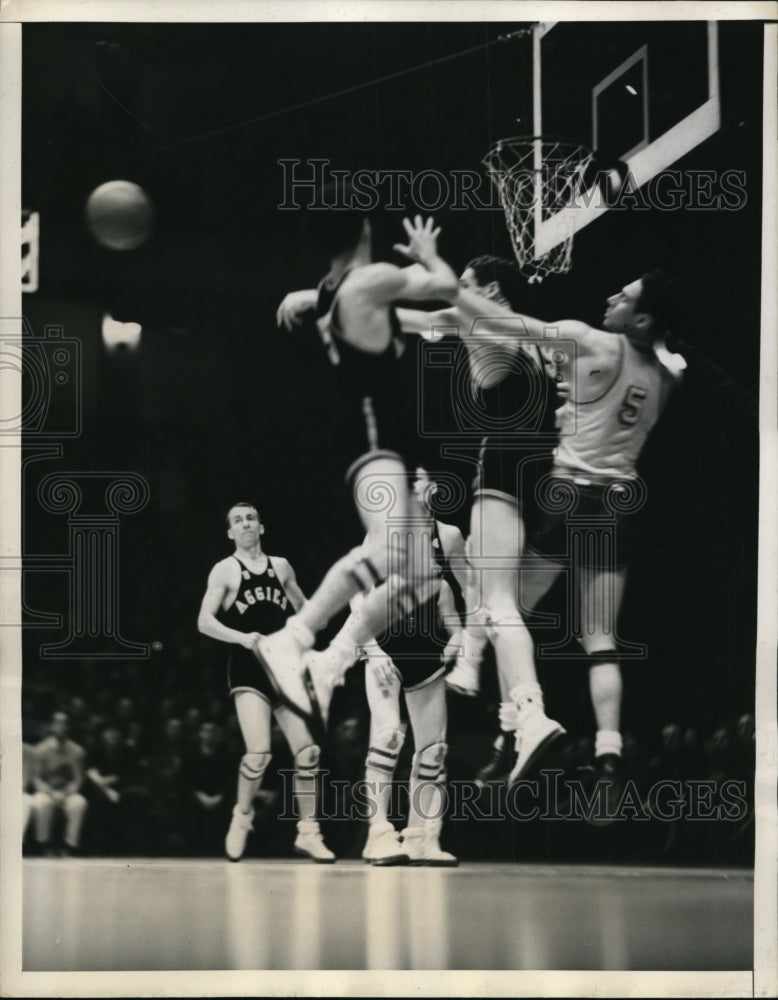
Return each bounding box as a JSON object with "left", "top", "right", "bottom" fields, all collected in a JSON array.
[{"left": 20, "top": 20, "right": 762, "bottom": 861}]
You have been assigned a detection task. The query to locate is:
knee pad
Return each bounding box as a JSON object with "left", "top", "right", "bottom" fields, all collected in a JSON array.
[
  {"left": 411, "top": 741, "right": 447, "bottom": 783},
  {"left": 344, "top": 546, "right": 384, "bottom": 593},
  {"left": 587, "top": 648, "right": 620, "bottom": 667},
  {"left": 294, "top": 744, "right": 321, "bottom": 773},
  {"left": 366, "top": 725, "right": 406, "bottom": 776},
  {"left": 239, "top": 751, "right": 271, "bottom": 783}
]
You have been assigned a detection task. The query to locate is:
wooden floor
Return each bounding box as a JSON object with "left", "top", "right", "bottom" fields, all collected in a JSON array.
[{"left": 21, "top": 858, "right": 752, "bottom": 972}]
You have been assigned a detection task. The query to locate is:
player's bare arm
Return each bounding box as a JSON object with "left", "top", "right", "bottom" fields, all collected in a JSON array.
[
  {"left": 271, "top": 556, "right": 307, "bottom": 613},
  {"left": 344, "top": 215, "right": 458, "bottom": 307},
  {"left": 276, "top": 288, "right": 318, "bottom": 331},
  {"left": 197, "top": 560, "right": 260, "bottom": 648},
  {"left": 436, "top": 522, "right": 469, "bottom": 597}
]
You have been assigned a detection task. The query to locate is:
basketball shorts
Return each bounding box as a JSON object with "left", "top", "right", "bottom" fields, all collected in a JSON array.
[
  {"left": 339, "top": 392, "right": 417, "bottom": 488},
  {"left": 475, "top": 437, "right": 554, "bottom": 525},
  {"left": 525, "top": 476, "right": 638, "bottom": 570},
  {"left": 228, "top": 646, "right": 281, "bottom": 708},
  {"left": 375, "top": 597, "right": 447, "bottom": 692}
]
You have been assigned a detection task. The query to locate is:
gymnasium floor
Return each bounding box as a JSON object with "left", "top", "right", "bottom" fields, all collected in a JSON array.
[{"left": 22, "top": 858, "right": 753, "bottom": 972}]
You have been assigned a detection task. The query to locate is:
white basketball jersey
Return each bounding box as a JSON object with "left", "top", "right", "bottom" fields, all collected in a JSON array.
[{"left": 554, "top": 337, "right": 683, "bottom": 480}]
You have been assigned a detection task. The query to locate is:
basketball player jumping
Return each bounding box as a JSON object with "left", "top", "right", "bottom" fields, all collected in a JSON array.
[
  {"left": 395, "top": 256, "right": 567, "bottom": 784},
  {"left": 197, "top": 502, "right": 335, "bottom": 862},
  {"left": 436, "top": 271, "right": 686, "bottom": 793},
  {"left": 255, "top": 203, "right": 459, "bottom": 729}
]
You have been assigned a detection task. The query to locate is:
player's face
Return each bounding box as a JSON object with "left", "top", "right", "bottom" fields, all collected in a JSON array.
[
  {"left": 603, "top": 279, "right": 644, "bottom": 332},
  {"left": 227, "top": 506, "right": 262, "bottom": 546},
  {"left": 459, "top": 267, "right": 496, "bottom": 301}
]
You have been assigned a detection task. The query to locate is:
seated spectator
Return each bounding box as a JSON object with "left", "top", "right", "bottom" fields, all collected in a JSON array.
[
  {"left": 85, "top": 722, "right": 148, "bottom": 855},
  {"left": 183, "top": 722, "right": 234, "bottom": 855},
  {"left": 147, "top": 716, "right": 187, "bottom": 854},
  {"left": 31, "top": 711, "right": 88, "bottom": 856}
]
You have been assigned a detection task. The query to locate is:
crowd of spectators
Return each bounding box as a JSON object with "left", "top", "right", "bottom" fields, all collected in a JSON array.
[{"left": 22, "top": 653, "right": 755, "bottom": 866}]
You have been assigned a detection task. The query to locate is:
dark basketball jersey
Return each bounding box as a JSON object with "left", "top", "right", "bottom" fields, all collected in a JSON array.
[
  {"left": 316, "top": 266, "right": 406, "bottom": 392},
  {"left": 476, "top": 343, "right": 558, "bottom": 440},
  {"left": 219, "top": 556, "right": 293, "bottom": 636},
  {"left": 316, "top": 265, "right": 416, "bottom": 476}
]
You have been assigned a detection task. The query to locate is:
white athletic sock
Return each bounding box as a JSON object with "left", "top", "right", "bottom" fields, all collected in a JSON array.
[
  {"left": 594, "top": 730, "right": 623, "bottom": 758},
  {"left": 509, "top": 682, "right": 545, "bottom": 717}
]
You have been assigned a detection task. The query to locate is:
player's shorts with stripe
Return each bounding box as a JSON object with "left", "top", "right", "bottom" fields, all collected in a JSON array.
[
  {"left": 525, "top": 475, "right": 638, "bottom": 570},
  {"left": 375, "top": 596, "right": 447, "bottom": 692},
  {"left": 340, "top": 392, "right": 416, "bottom": 487},
  {"left": 227, "top": 646, "right": 281, "bottom": 707},
  {"left": 475, "top": 437, "right": 554, "bottom": 518}
]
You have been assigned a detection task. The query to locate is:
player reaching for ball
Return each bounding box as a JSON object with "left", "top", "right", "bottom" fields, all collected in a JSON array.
[
  {"left": 254, "top": 197, "right": 459, "bottom": 731},
  {"left": 197, "top": 502, "right": 335, "bottom": 862}
]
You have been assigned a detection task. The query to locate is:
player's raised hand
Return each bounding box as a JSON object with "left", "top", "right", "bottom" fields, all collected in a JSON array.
[
  {"left": 393, "top": 215, "right": 442, "bottom": 266},
  {"left": 276, "top": 288, "right": 317, "bottom": 331}
]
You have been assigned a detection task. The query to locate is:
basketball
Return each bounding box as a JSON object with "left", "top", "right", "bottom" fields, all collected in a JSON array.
[{"left": 85, "top": 180, "right": 154, "bottom": 250}]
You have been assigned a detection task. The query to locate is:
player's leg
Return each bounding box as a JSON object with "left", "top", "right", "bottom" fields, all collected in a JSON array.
[
  {"left": 62, "top": 792, "right": 88, "bottom": 853},
  {"left": 226, "top": 689, "right": 273, "bottom": 861},
  {"left": 273, "top": 705, "right": 335, "bottom": 863},
  {"left": 403, "top": 674, "right": 457, "bottom": 866},
  {"left": 475, "top": 553, "right": 563, "bottom": 785},
  {"left": 254, "top": 456, "right": 429, "bottom": 723},
  {"left": 469, "top": 493, "right": 565, "bottom": 781},
  {"left": 361, "top": 657, "right": 409, "bottom": 865},
  {"left": 579, "top": 563, "right": 627, "bottom": 764},
  {"left": 444, "top": 537, "right": 489, "bottom": 697}
]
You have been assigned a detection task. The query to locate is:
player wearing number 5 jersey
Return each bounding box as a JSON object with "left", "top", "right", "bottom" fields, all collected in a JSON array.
[{"left": 462, "top": 271, "right": 685, "bottom": 803}]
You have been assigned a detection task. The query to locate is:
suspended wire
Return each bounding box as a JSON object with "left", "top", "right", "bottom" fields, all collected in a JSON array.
[
  {"left": 139, "top": 27, "right": 531, "bottom": 157},
  {"left": 76, "top": 49, "right": 162, "bottom": 135}
]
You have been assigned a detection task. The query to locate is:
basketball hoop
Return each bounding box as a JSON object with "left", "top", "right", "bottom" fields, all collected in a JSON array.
[{"left": 483, "top": 136, "right": 595, "bottom": 282}]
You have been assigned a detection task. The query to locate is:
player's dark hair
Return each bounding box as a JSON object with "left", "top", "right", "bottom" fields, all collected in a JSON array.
[
  {"left": 465, "top": 255, "right": 524, "bottom": 311},
  {"left": 637, "top": 269, "right": 680, "bottom": 334},
  {"left": 226, "top": 502, "right": 259, "bottom": 528},
  {"left": 306, "top": 181, "right": 373, "bottom": 257}
]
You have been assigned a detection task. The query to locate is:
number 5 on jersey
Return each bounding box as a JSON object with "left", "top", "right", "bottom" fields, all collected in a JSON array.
[{"left": 618, "top": 384, "right": 648, "bottom": 426}]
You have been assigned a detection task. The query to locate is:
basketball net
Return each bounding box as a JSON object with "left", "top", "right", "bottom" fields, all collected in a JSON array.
[{"left": 483, "top": 137, "right": 595, "bottom": 282}]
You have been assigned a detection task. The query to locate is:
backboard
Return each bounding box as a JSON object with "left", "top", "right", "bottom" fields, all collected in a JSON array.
[{"left": 532, "top": 21, "right": 720, "bottom": 258}]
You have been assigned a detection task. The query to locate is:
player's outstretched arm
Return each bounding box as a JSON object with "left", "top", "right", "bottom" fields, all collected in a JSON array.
[
  {"left": 392, "top": 215, "right": 459, "bottom": 301},
  {"left": 455, "top": 285, "right": 590, "bottom": 344},
  {"left": 395, "top": 305, "right": 461, "bottom": 338},
  {"left": 197, "top": 561, "right": 260, "bottom": 648},
  {"left": 345, "top": 216, "right": 458, "bottom": 308},
  {"left": 276, "top": 288, "right": 318, "bottom": 331}
]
